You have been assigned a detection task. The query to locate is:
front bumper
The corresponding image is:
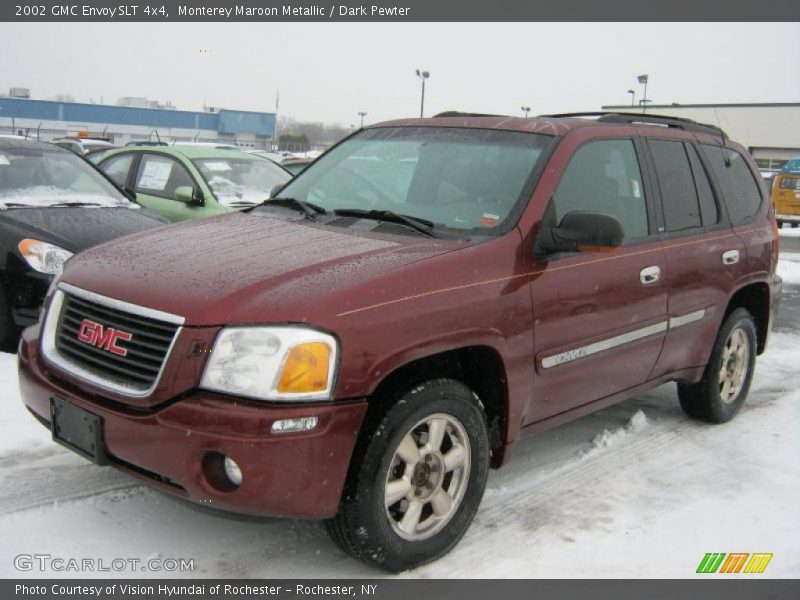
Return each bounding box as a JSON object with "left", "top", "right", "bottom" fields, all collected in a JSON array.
[
  {"left": 776, "top": 213, "right": 800, "bottom": 223},
  {"left": 18, "top": 326, "right": 367, "bottom": 519}
]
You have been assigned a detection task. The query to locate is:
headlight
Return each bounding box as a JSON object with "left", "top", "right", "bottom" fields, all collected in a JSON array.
[
  {"left": 18, "top": 239, "right": 73, "bottom": 275},
  {"left": 200, "top": 326, "right": 338, "bottom": 401}
]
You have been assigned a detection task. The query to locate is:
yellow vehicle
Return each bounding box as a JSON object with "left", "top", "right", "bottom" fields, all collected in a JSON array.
[{"left": 773, "top": 170, "right": 800, "bottom": 228}]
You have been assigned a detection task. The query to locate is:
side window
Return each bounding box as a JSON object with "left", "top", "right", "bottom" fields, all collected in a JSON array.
[
  {"left": 702, "top": 144, "right": 762, "bottom": 224},
  {"left": 648, "top": 140, "right": 702, "bottom": 232},
  {"left": 100, "top": 153, "right": 134, "bottom": 188},
  {"left": 135, "top": 154, "right": 194, "bottom": 201},
  {"left": 552, "top": 139, "right": 649, "bottom": 242},
  {"left": 686, "top": 144, "right": 719, "bottom": 226}
]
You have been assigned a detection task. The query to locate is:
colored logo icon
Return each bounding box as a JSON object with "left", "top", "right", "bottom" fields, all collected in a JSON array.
[{"left": 697, "top": 553, "right": 773, "bottom": 574}]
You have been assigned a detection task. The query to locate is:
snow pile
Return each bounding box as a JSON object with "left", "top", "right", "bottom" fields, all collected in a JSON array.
[
  {"left": 579, "top": 409, "right": 648, "bottom": 458},
  {"left": 777, "top": 257, "right": 800, "bottom": 285},
  {"left": 778, "top": 227, "right": 800, "bottom": 238}
]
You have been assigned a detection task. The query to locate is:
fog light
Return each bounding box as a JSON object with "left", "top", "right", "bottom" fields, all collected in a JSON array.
[
  {"left": 223, "top": 456, "right": 243, "bottom": 487},
  {"left": 271, "top": 416, "right": 318, "bottom": 435}
]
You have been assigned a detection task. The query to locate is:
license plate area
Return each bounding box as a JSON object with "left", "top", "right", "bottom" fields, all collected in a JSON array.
[{"left": 50, "top": 396, "right": 109, "bottom": 465}]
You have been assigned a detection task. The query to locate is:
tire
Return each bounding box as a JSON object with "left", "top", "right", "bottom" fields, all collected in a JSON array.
[
  {"left": 0, "top": 283, "right": 17, "bottom": 353},
  {"left": 776, "top": 220, "right": 784, "bottom": 228},
  {"left": 677, "top": 308, "right": 757, "bottom": 423},
  {"left": 792, "top": 223, "right": 799, "bottom": 229},
  {"left": 326, "top": 378, "right": 490, "bottom": 572}
]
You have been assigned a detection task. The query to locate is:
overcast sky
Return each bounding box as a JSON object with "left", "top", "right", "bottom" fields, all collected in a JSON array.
[{"left": 0, "top": 22, "right": 798, "bottom": 125}]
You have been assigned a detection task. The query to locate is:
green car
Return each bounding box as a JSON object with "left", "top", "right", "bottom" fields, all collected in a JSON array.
[{"left": 97, "top": 145, "right": 292, "bottom": 222}]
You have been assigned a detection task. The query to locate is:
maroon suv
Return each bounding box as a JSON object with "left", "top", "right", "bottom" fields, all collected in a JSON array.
[{"left": 18, "top": 112, "right": 781, "bottom": 571}]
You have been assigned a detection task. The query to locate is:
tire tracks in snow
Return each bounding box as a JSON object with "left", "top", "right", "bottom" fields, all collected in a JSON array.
[{"left": 0, "top": 448, "right": 139, "bottom": 514}]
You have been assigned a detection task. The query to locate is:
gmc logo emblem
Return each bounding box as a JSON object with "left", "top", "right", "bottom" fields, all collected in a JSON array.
[{"left": 76, "top": 319, "right": 133, "bottom": 357}]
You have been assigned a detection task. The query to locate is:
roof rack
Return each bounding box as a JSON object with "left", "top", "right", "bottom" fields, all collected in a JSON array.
[
  {"left": 433, "top": 111, "right": 510, "bottom": 118},
  {"left": 541, "top": 111, "right": 727, "bottom": 139}
]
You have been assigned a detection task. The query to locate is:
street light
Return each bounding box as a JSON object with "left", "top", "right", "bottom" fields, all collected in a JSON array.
[
  {"left": 637, "top": 74, "right": 649, "bottom": 113},
  {"left": 627, "top": 89, "right": 635, "bottom": 107},
  {"left": 358, "top": 111, "right": 367, "bottom": 128},
  {"left": 415, "top": 69, "right": 430, "bottom": 118},
  {"left": 521, "top": 106, "right": 531, "bottom": 118}
]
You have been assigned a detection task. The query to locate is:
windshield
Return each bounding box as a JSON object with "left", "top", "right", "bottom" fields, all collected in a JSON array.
[
  {"left": 276, "top": 126, "right": 552, "bottom": 236},
  {"left": 194, "top": 157, "right": 291, "bottom": 206},
  {"left": 0, "top": 146, "right": 133, "bottom": 209}
]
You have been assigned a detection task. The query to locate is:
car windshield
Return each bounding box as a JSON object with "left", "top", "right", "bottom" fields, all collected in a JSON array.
[
  {"left": 276, "top": 126, "right": 553, "bottom": 236},
  {"left": 194, "top": 157, "right": 291, "bottom": 206},
  {"left": 0, "top": 146, "right": 133, "bottom": 209}
]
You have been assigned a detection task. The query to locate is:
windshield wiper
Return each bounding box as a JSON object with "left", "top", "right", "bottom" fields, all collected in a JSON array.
[
  {"left": 262, "top": 197, "right": 327, "bottom": 220},
  {"left": 333, "top": 208, "right": 438, "bottom": 238}
]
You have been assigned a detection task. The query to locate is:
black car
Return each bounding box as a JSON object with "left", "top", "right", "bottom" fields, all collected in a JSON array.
[{"left": 0, "top": 138, "right": 169, "bottom": 349}]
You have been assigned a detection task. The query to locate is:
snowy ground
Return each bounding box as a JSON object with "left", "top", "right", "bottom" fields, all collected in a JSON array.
[{"left": 1, "top": 253, "right": 798, "bottom": 579}]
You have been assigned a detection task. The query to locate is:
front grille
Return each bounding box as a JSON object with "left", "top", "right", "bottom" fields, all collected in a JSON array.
[{"left": 53, "top": 292, "right": 180, "bottom": 393}]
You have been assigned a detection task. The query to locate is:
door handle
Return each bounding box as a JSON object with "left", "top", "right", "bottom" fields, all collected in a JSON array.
[
  {"left": 640, "top": 266, "right": 661, "bottom": 284},
  {"left": 722, "top": 250, "right": 740, "bottom": 265}
]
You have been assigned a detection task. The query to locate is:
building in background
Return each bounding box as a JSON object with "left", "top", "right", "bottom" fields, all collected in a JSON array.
[
  {"left": 0, "top": 94, "right": 276, "bottom": 149},
  {"left": 601, "top": 102, "right": 800, "bottom": 170}
]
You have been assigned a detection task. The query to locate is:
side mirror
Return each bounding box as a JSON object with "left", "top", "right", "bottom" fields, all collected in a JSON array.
[
  {"left": 175, "top": 185, "right": 204, "bottom": 206},
  {"left": 536, "top": 211, "right": 625, "bottom": 256}
]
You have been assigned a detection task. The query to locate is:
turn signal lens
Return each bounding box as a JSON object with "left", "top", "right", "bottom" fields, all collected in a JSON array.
[{"left": 277, "top": 342, "right": 331, "bottom": 394}]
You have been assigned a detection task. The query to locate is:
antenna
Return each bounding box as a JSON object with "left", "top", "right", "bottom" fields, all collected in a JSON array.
[{"left": 712, "top": 106, "right": 731, "bottom": 167}]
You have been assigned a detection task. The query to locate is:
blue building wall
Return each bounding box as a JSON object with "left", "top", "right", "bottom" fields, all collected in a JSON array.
[{"left": 0, "top": 98, "right": 275, "bottom": 136}]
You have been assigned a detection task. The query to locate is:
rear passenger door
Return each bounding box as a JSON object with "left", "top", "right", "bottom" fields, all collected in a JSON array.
[
  {"left": 646, "top": 138, "right": 741, "bottom": 377},
  {"left": 527, "top": 137, "right": 668, "bottom": 423}
]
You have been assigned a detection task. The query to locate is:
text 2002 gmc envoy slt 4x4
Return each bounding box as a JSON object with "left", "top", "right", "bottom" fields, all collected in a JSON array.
[{"left": 19, "top": 112, "right": 781, "bottom": 571}]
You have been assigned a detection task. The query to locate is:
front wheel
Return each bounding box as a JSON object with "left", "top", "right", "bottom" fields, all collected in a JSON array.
[
  {"left": 326, "top": 379, "right": 489, "bottom": 572},
  {"left": 677, "top": 308, "right": 757, "bottom": 423}
]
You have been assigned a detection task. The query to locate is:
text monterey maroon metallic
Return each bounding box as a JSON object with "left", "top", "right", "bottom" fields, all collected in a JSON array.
[{"left": 18, "top": 112, "right": 781, "bottom": 571}]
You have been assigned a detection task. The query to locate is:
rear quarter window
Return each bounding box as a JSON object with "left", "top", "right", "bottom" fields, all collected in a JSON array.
[{"left": 701, "top": 144, "right": 762, "bottom": 225}]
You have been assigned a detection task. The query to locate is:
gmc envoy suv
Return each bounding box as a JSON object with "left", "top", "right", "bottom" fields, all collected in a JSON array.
[{"left": 18, "top": 112, "right": 781, "bottom": 571}]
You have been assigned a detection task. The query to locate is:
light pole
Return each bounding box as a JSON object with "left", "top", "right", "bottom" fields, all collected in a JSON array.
[
  {"left": 358, "top": 111, "right": 367, "bottom": 128},
  {"left": 521, "top": 106, "right": 531, "bottom": 118},
  {"left": 637, "top": 74, "right": 649, "bottom": 113},
  {"left": 627, "top": 89, "right": 635, "bottom": 107},
  {"left": 415, "top": 69, "right": 430, "bottom": 118}
]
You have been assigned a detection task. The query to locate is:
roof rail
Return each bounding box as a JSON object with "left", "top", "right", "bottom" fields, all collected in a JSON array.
[{"left": 540, "top": 111, "right": 727, "bottom": 139}]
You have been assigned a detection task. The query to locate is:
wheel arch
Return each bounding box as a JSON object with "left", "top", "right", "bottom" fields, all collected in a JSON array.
[
  {"left": 724, "top": 281, "right": 770, "bottom": 355},
  {"left": 366, "top": 345, "right": 510, "bottom": 468}
]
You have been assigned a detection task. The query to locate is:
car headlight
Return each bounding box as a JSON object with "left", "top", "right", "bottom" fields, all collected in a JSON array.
[
  {"left": 200, "top": 326, "right": 338, "bottom": 401},
  {"left": 18, "top": 239, "right": 74, "bottom": 275}
]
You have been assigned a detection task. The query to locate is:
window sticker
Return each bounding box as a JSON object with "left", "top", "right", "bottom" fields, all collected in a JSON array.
[
  {"left": 480, "top": 213, "right": 500, "bottom": 227},
  {"left": 631, "top": 179, "right": 641, "bottom": 198},
  {"left": 203, "top": 161, "right": 232, "bottom": 172},
  {"left": 138, "top": 159, "right": 173, "bottom": 190}
]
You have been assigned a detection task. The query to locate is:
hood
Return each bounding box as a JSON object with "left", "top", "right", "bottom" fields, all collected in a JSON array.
[
  {"left": 0, "top": 206, "right": 168, "bottom": 253},
  {"left": 61, "top": 212, "right": 461, "bottom": 325}
]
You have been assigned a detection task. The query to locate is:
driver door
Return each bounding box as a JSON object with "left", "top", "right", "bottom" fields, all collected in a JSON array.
[
  {"left": 133, "top": 153, "right": 206, "bottom": 222},
  {"left": 526, "top": 138, "right": 668, "bottom": 424}
]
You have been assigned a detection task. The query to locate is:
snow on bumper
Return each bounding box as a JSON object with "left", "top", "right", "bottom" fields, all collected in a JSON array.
[{"left": 17, "top": 327, "right": 367, "bottom": 520}]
